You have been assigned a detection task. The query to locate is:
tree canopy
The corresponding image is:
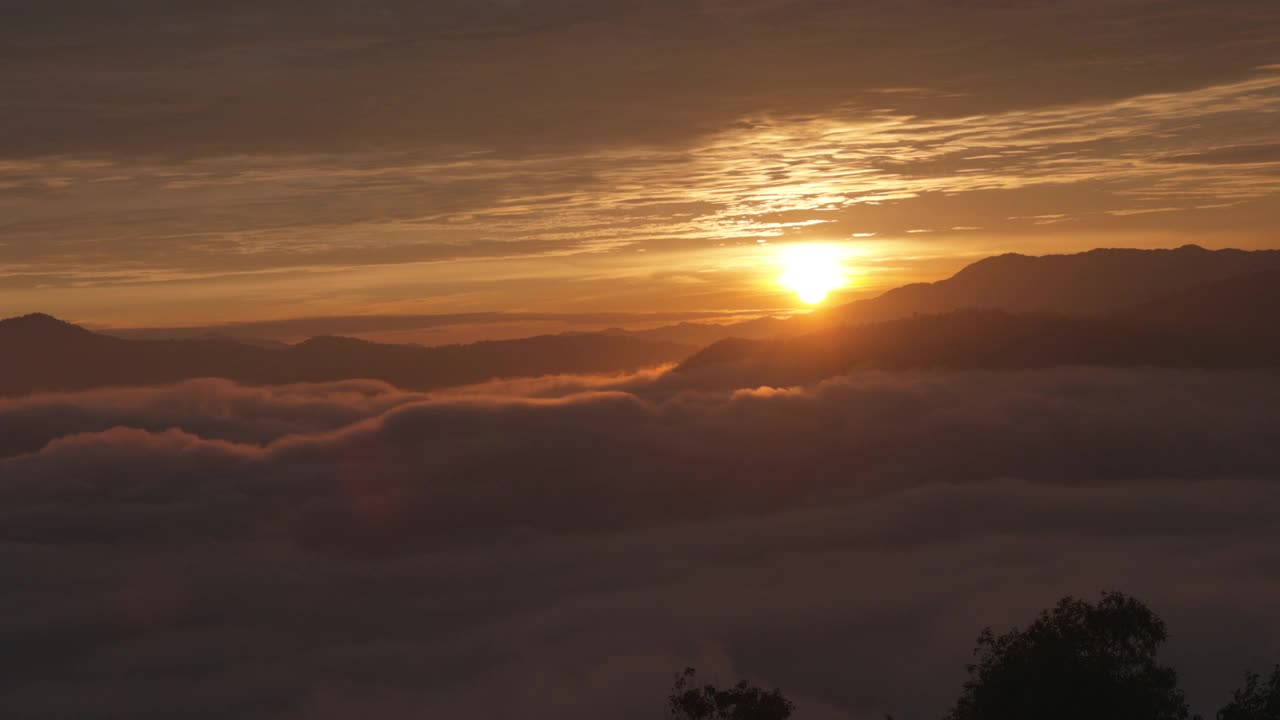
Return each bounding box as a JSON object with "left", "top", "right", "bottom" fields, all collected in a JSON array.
[
  {"left": 665, "top": 593, "right": 1276, "bottom": 720},
  {"left": 668, "top": 668, "right": 795, "bottom": 720},
  {"left": 945, "top": 592, "right": 1190, "bottom": 720},
  {"left": 1217, "top": 666, "right": 1280, "bottom": 720}
]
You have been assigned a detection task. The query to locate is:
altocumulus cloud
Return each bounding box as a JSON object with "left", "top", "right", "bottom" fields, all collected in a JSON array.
[{"left": 2, "top": 369, "right": 1280, "bottom": 719}]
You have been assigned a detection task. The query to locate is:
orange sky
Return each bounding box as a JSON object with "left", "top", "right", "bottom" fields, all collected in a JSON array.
[{"left": 2, "top": 0, "right": 1278, "bottom": 331}]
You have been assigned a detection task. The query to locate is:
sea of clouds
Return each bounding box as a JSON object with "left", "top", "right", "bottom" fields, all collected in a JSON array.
[{"left": 3, "top": 368, "right": 1279, "bottom": 719}]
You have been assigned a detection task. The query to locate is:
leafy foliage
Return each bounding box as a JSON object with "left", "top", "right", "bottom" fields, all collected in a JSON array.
[
  {"left": 668, "top": 668, "right": 794, "bottom": 720},
  {"left": 1217, "top": 667, "right": 1280, "bottom": 720},
  {"left": 945, "top": 592, "right": 1190, "bottom": 720}
]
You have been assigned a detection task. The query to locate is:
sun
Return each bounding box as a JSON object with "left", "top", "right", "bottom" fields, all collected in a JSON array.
[{"left": 778, "top": 244, "right": 846, "bottom": 305}]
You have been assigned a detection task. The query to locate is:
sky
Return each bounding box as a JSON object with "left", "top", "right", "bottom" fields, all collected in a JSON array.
[
  {"left": 5, "top": 6, "right": 1280, "bottom": 717},
  {"left": 2, "top": 0, "right": 1279, "bottom": 329}
]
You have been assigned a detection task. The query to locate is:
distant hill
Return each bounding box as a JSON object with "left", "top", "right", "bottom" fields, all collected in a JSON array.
[
  {"left": 80, "top": 246, "right": 1280, "bottom": 358},
  {"left": 826, "top": 245, "right": 1280, "bottom": 324},
  {"left": 598, "top": 315, "right": 822, "bottom": 347},
  {"left": 8, "top": 246, "right": 1280, "bottom": 395},
  {"left": 676, "top": 272, "right": 1280, "bottom": 385},
  {"left": 604, "top": 246, "right": 1280, "bottom": 348},
  {"left": 0, "top": 314, "right": 693, "bottom": 396}
]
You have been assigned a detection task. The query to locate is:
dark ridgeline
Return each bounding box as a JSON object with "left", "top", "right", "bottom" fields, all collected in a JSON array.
[
  {"left": 5, "top": 245, "right": 1280, "bottom": 396},
  {"left": 677, "top": 267, "right": 1280, "bottom": 384},
  {"left": 0, "top": 313, "right": 692, "bottom": 397},
  {"left": 824, "top": 245, "right": 1280, "bottom": 324},
  {"left": 549, "top": 245, "right": 1280, "bottom": 349}
]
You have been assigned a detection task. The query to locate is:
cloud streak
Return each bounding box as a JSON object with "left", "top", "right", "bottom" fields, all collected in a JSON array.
[
  {"left": 7, "top": 68, "right": 1280, "bottom": 280},
  {"left": 2, "top": 0, "right": 1279, "bottom": 323}
]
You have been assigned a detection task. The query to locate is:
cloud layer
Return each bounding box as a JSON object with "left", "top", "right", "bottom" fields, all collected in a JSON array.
[{"left": 3, "top": 368, "right": 1280, "bottom": 718}]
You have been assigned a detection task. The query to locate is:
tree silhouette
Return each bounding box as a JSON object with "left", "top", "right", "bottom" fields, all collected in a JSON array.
[
  {"left": 1217, "top": 666, "right": 1280, "bottom": 720},
  {"left": 668, "top": 667, "right": 794, "bottom": 720},
  {"left": 945, "top": 592, "right": 1190, "bottom": 720}
]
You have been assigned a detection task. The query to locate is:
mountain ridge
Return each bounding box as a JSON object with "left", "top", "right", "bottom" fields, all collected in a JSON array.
[
  {"left": 0, "top": 320, "right": 694, "bottom": 397},
  {"left": 588, "top": 245, "right": 1280, "bottom": 348},
  {"left": 825, "top": 244, "right": 1280, "bottom": 324},
  {"left": 9, "top": 245, "right": 1280, "bottom": 395},
  {"left": 676, "top": 265, "right": 1280, "bottom": 384}
]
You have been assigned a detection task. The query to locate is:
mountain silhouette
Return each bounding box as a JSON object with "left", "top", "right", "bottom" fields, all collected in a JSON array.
[
  {"left": 603, "top": 246, "right": 1280, "bottom": 348},
  {"left": 0, "top": 315, "right": 693, "bottom": 396},
  {"left": 0, "top": 313, "right": 96, "bottom": 342},
  {"left": 827, "top": 245, "right": 1280, "bottom": 324},
  {"left": 677, "top": 272, "right": 1280, "bottom": 384},
  {"left": 9, "top": 247, "right": 1280, "bottom": 396}
]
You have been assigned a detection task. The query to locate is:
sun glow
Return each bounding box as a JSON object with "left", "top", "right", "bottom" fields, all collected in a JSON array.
[{"left": 778, "top": 244, "right": 847, "bottom": 305}]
